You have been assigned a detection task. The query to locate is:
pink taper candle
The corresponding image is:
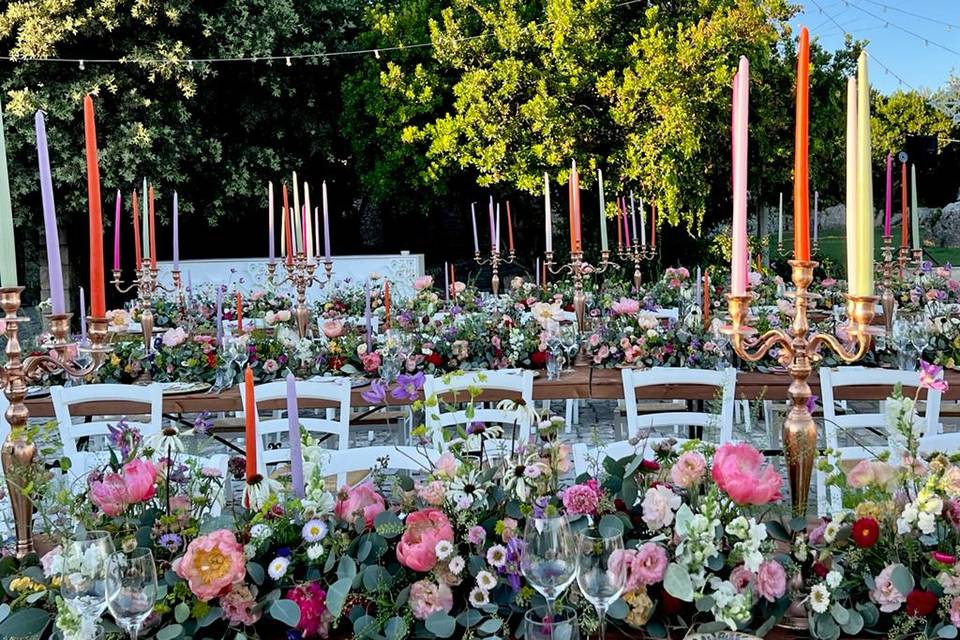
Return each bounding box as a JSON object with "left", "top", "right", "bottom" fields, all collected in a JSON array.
[
  {"left": 730, "top": 57, "right": 749, "bottom": 296},
  {"left": 113, "top": 190, "right": 121, "bottom": 271},
  {"left": 884, "top": 153, "right": 892, "bottom": 236}
]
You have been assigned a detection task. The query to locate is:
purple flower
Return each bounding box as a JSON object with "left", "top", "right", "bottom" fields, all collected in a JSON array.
[
  {"left": 193, "top": 412, "right": 213, "bottom": 436},
  {"left": 107, "top": 418, "right": 142, "bottom": 460},
  {"left": 921, "top": 260, "right": 933, "bottom": 273},
  {"left": 391, "top": 372, "right": 425, "bottom": 402},
  {"left": 467, "top": 421, "right": 486, "bottom": 435},
  {"left": 158, "top": 533, "right": 182, "bottom": 552},
  {"left": 450, "top": 305, "right": 463, "bottom": 315},
  {"left": 920, "top": 360, "right": 949, "bottom": 392},
  {"left": 805, "top": 395, "right": 818, "bottom": 414},
  {"left": 361, "top": 379, "right": 387, "bottom": 404}
]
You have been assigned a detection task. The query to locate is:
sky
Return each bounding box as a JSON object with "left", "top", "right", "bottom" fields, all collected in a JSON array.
[{"left": 792, "top": 0, "right": 960, "bottom": 94}]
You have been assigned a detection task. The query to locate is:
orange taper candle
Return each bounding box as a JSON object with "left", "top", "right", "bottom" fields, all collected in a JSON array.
[
  {"left": 83, "top": 95, "right": 106, "bottom": 317},
  {"left": 384, "top": 281, "right": 391, "bottom": 329},
  {"left": 148, "top": 185, "right": 157, "bottom": 270},
  {"left": 244, "top": 366, "right": 258, "bottom": 480},
  {"left": 236, "top": 292, "right": 243, "bottom": 334},
  {"left": 506, "top": 201, "right": 515, "bottom": 252},
  {"left": 901, "top": 162, "right": 908, "bottom": 249},
  {"left": 132, "top": 190, "right": 142, "bottom": 271},
  {"left": 793, "top": 27, "right": 811, "bottom": 261}
]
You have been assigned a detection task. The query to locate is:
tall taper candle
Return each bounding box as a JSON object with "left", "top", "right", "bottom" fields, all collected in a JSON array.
[
  {"left": 495, "top": 203, "right": 501, "bottom": 253},
  {"left": 286, "top": 373, "right": 304, "bottom": 498},
  {"left": 113, "top": 190, "right": 121, "bottom": 271},
  {"left": 364, "top": 280, "right": 372, "bottom": 351},
  {"left": 132, "top": 190, "right": 142, "bottom": 270},
  {"left": 79, "top": 287, "right": 87, "bottom": 344},
  {"left": 629, "top": 192, "right": 638, "bottom": 245},
  {"left": 845, "top": 77, "right": 858, "bottom": 289},
  {"left": 293, "top": 172, "right": 301, "bottom": 254},
  {"left": 444, "top": 261, "right": 450, "bottom": 303},
  {"left": 598, "top": 169, "right": 608, "bottom": 252},
  {"left": 488, "top": 196, "right": 495, "bottom": 249},
  {"left": 0, "top": 97, "right": 15, "bottom": 287},
  {"left": 268, "top": 182, "right": 275, "bottom": 264},
  {"left": 544, "top": 173, "right": 553, "bottom": 253},
  {"left": 506, "top": 201, "right": 515, "bottom": 252},
  {"left": 36, "top": 110, "right": 65, "bottom": 314},
  {"left": 215, "top": 286, "right": 223, "bottom": 346},
  {"left": 142, "top": 178, "right": 149, "bottom": 261},
  {"left": 304, "top": 182, "right": 313, "bottom": 260},
  {"left": 622, "top": 198, "right": 631, "bottom": 249},
  {"left": 731, "top": 56, "right": 750, "bottom": 296},
  {"left": 901, "top": 163, "right": 908, "bottom": 249},
  {"left": 777, "top": 192, "right": 783, "bottom": 248},
  {"left": 813, "top": 190, "right": 819, "bottom": 246},
  {"left": 148, "top": 185, "right": 157, "bottom": 270},
  {"left": 911, "top": 164, "right": 920, "bottom": 251},
  {"left": 283, "top": 184, "right": 293, "bottom": 266},
  {"left": 322, "top": 181, "right": 331, "bottom": 260},
  {"left": 793, "top": 27, "right": 811, "bottom": 261},
  {"left": 471, "top": 202, "right": 479, "bottom": 253},
  {"left": 639, "top": 197, "right": 646, "bottom": 248},
  {"left": 854, "top": 52, "right": 874, "bottom": 295},
  {"left": 236, "top": 292, "right": 243, "bottom": 335},
  {"left": 884, "top": 153, "right": 892, "bottom": 236},
  {"left": 172, "top": 191, "right": 179, "bottom": 272},
  {"left": 244, "top": 366, "right": 258, "bottom": 480},
  {"left": 83, "top": 95, "right": 106, "bottom": 317}
]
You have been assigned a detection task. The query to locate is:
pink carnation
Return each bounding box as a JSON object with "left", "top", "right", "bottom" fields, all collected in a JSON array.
[
  {"left": 286, "top": 582, "right": 330, "bottom": 638},
  {"left": 413, "top": 275, "right": 434, "bottom": 291},
  {"left": 730, "top": 565, "right": 754, "bottom": 593},
  {"left": 174, "top": 529, "right": 246, "bottom": 601},
  {"left": 563, "top": 483, "right": 600, "bottom": 516},
  {"left": 756, "top": 560, "right": 787, "bottom": 602},
  {"left": 409, "top": 579, "right": 453, "bottom": 620},
  {"left": 632, "top": 543, "right": 668, "bottom": 587},
  {"left": 397, "top": 509, "right": 454, "bottom": 572},
  {"left": 221, "top": 584, "right": 261, "bottom": 626},
  {"left": 335, "top": 482, "right": 386, "bottom": 528},
  {"left": 711, "top": 443, "right": 782, "bottom": 506},
  {"left": 670, "top": 451, "right": 707, "bottom": 489},
  {"left": 416, "top": 481, "right": 446, "bottom": 507},
  {"left": 951, "top": 596, "right": 960, "bottom": 627}
]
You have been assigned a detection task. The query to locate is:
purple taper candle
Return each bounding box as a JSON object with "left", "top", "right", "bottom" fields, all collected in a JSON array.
[
  {"left": 215, "top": 285, "right": 223, "bottom": 346},
  {"left": 471, "top": 203, "right": 479, "bottom": 252},
  {"left": 36, "top": 111, "right": 65, "bottom": 314},
  {"left": 322, "top": 181, "right": 331, "bottom": 260},
  {"left": 286, "top": 373, "right": 305, "bottom": 498},
  {"left": 172, "top": 190, "right": 180, "bottom": 271},
  {"left": 364, "top": 280, "right": 373, "bottom": 351},
  {"left": 79, "top": 287, "right": 87, "bottom": 344},
  {"left": 186, "top": 270, "right": 193, "bottom": 308},
  {"left": 884, "top": 153, "right": 892, "bottom": 236},
  {"left": 488, "top": 196, "right": 495, "bottom": 249},
  {"left": 113, "top": 190, "right": 121, "bottom": 271}
]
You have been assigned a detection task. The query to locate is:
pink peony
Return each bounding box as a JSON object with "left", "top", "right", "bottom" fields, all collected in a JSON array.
[
  {"left": 846, "top": 459, "right": 896, "bottom": 489},
  {"left": 562, "top": 483, "right": 601, "bottom": 516},
  {"left": 870, "top": 565, "right": 907, "bottom": 613},
  {"left": 122, "top": 459, "right": 157, "bottom": 503},
  {"left": 711, "top": 443, "right": 782, "bottom": 506},
  {"left": 221, "top": 583, "right": 261, "bottom": 626},
  {"left": 409, "top": 579, "right": 453, "bottom": 620},
  {"left": 730, "top": 565, "right": 754, "bottom": 593},
  {"left": 286, "top": 582, "right": 329, "bottom": 638},
  {"left": 632, "top": 543, "right": 669, "bottom": 587},
  {"left": 671, "top": 451, "right": 707, "bottom": 489},
  {"left": 321, "top": 319, "right": 345, "bottom": 339},
  {"left": 335, "top": 482, "right": 386, "bottom": 528},
  {"left": 756, "top": 560, "right": 787, "bottom": 602},
  {"left": 413, "top": 275, "right": 434, "bottom": 291},
  {"left": 397, "top": 509, "right": 454, "bottom": 572},
  {"left": 90, "top": 472, "right": 129, "bottom": 516},
  {"left": 611, "top": 297, "right": 640, "bottom": 316},
  {"left": 174, "top": 529, "right": 246, "bottom": 601}
]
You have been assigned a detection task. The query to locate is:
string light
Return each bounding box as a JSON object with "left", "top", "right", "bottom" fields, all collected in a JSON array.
[
  {"left": 844, "top": 1, "right": 960, "bottom": 58},
  {"left": 79, "top": 59, "right": 84, "bottom": 70},
  {"left": 285, "top": 56, "right": 291, "bottom": 66}
]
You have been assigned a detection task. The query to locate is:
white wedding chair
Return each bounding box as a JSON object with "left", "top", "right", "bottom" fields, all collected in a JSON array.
[
  {"left": 324, "top": 445, "right": 439, "bottom": 488},
  {"left": 239, "top": 378, "right": 352, "bottom": 486},
  {"left": 573, "top": 367, "right": 737, "bottom": 476},
  {"left": 817, "top": 366, "right": 945, "bottom": 514},
  {"left": 51, "top": 383, "right": 164, "bottom": 484},
  {"left": 423, "top": 370, "right": 535, "bottom": 458}
]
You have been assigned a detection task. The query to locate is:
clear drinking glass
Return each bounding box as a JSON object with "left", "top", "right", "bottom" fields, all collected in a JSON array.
[
  {"left": 520, "top": 515, "right": 578, "bottom": 620},
  {"left": 524, "top": 605, "right": 579, "bottom": 640},
  {"left": 576, "top": 529, "right": 627, "bottom": 640},
  {"left": 105, "top": 548, "right": 158, "bottom": 640},
  {"left": 61, "top": 531, "right": 115, "bottom": 623}
]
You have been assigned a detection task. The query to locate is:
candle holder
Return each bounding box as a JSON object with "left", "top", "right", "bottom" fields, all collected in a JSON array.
[
  {"left": 0, "top": 286, "right": 111, "bottom": 556},
  {"left": 474, "top": 248, "right": 516, "bottom": 296},
  {"left": 269, "top": 254, "right": 334, "bottom": 338},
  {"left": 112, "top": 264, "right": 183, "bottom": 353},
  {"left": 616, "top": 243, "right": 656, "bottom": 292},
  {"left": 879, "top": 235, "right": 896, "bottom": 336},
  {"left": 545, "top": 249, "right": 618, "bottom": 349},
  {"left": 912, "top": 247, "right": 924, "bottom": 273},
  {"left": 724, "top": 260, "right": 878, "bottom": 516}
]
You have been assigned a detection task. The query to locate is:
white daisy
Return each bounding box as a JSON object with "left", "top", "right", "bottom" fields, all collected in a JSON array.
[
  {"left": 302, "top": 519, "right": 329, "bottom": 543},
  {"left": 448, "top": 471, "right": 487, "bottom": 508},
  {"left": 809, "top": 583, "right": 831, "bottom": 613},
  {"left": 250, "top": 524, "right": 273, "bottom": 540},
  {"left": 435, "top": 540, "right": 454, "bottom": 561},
  {"left": 468, "top": 587, "right": 490, "bottom": 608},
  {"left": 823, "top": 521, "right": 840, "bottom": 544},
  {"left": 268, "top": 556, "right": 290, "bottom": 580},
  {"left": 476, "top": 570, "right": 497, "bottom": 591},
  {"left": 486, "top": 545, "right": 508, "bottom": 568},
  {"left": 825, "top": 570, "right": 843, "bottom": 590},
  {"left": 243, "top": 476, "right": 283, "bottom": 512},
  {"left": 306, "top": 544, "right": 325, "bottom": 561},
  {"left": 448, "top": 556, "right": 465, "bottom": 575},
  {"left": 146, "top": 423, "right": 185, "bottom": 454}
]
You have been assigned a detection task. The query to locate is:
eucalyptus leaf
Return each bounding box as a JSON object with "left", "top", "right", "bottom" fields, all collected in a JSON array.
[
  {"left": 0, "top": 608, "right": 50, "bottom": 638},
  {"left": 939, "top": 625, "right": 959, "bottom": 639},
  {"left": 269, "top": 599, "right": 301, "bottom": 627},
  {"left": 174, "top": 602, "right": 190, "bottom": 623},
  {"left": 765, "top": 520, "right": 790, "bottom": 542},
  {"left": 156, "top": 624, "right": 184, "bottom": 640},
  {"left": 607, "top": 598, "right": 628, "bottom": 620},
  {"left": 425, "top": 612, "right": 456, "bottom": 638},
  {"left": 830, "top": 602, "right": 849, "bottom": 626},
  {"left": 841, "top": 609, "right": 864, "bottom": 636},
  {"left": 326, "top": 578, "right": 353, "bottom": 617},
  {"left": 890, "top": 564, "right": 915, "bottom": 596},
  {"left": 385, "top": 616, "right": 409, "bottom": 640},
  {"left": 457, "top": 609, "right": 483, "bottom": 627},
  {"left": 695, "top": 596, "right": 715, "bottom": 612},
  {"left": 477, "top": 618, "right": 502, "bottom": 634},
  {"left": 598, "top": 514, "right": 624, "bottom": 537},
  {"left": 856, "top": 601, "right": 880, "bottom": 626},
  {"left": 246, "top": 562, "right": 264, "bottom": 586},
  {"left": 663, "top": 563, "right": 694, "bottom": 602}
]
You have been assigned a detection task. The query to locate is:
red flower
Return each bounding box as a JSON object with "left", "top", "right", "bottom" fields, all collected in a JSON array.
[
  {"left": 906, "top": 589, "right": 938, "bottom": 617},
  {"left": 424, "top": 352, "right": 444, "bottom": 367},
  {"left": 933, "top": 551, "right": 957, "bottom": 565},
  {"left": 659, "top": 588, "right": 683, "bottom": 614},
  {"left": 640, "top": 459, "right": 661, "bottom": 472},
  {"left": 206, "top": 352, "right": 218, "bottom": 368},
  {"left": 529, "top": 351, "right": 548, "bottom": 367},
  {"left": 812, "top": 562, "right": 830, "bottom": 579},
  {"left": 328, "top": 356, "right": 344, "bottom": 371},
  {"left": 851, "top": 517, "right": 880, "bottom": 548}
]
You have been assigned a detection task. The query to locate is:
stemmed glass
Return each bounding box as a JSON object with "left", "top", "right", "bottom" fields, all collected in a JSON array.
[
  {"left": 524, "top": 605, "right": 579, "bottom": 640},
  {"left": 60, "top": 531, "right": 115, "bottom": 629},
  {"left": 106, "top": 548, "right": 158, "bottom": 640},
  {"left": 520, "top": 515, "right": 578, "bottom": 621},
  {"left": 576, "top": 529, "right": 626, "bottom": 640},
  {"left": 559, "top": 324, "right": 580, "bottom": 369}
]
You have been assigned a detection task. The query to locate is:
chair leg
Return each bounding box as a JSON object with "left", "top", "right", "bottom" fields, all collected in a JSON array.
[{"left": 564, "top": 400, "right": 574, "bottom": 434}]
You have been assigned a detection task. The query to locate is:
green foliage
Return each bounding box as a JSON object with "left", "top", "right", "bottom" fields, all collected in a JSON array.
[{"left": 871, "top": 89, "right": 955, "bottom": 160}]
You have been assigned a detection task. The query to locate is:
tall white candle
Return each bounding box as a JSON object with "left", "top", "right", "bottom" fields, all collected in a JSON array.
[
  {"left": 304, "top": 182, "right": 314, "bottom": 259},
  {"left": 813, "top": 190, "right": 819, "bottom": 244},
  {"left": 322, "top": 181, "right": 331, "bottom": 260},
  {"left": 471, "top": 202, "right": 479, "bottom": 252},
  {"left": 778, "top": 192, "right": 783, "bottom": 247},
  {"left": 639, "top": 197, "right": 647, "bottom": 248},
  {"left": 544, "top": 173, "right": 552, "bottom": 253},
  {"left": 629, "top": 192, "right": 638, "bottom": 244},
  {"left": 495, "top": 203, "right": 501, "bottom": 253}
]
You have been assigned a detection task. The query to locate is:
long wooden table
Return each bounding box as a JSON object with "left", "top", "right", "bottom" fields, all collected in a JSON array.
[{"left": 21, "top": 366, "right": 959, "bottom": 417}]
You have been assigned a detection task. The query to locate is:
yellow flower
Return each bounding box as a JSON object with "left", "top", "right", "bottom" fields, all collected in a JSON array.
[
  {"left": 624, "top": 588, "right": 654, "bottom": 628},
  {"left": 854, "top": 500, "right": 883, "bottom": 521}
]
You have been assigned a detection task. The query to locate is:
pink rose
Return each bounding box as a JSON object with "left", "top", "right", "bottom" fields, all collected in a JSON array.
[
  {"left": 711, "top": 443, "right": 782, "bottom": 506},
  {"left": 730, "top": 565, "right": 754, "bottom": 593},
  {"left": 871, "top": 565, "right": 907, "bottom": 612},
  {"left": 642, "top": 485, "right": 681, "bottom": 530},
  {"left": 670, "top": 451, "right": 707, "bottom": 489},
  {"left": 632, "top": 543, "right": 668, "bottom": 587},
  {"left": 756, "top": 560, "right": 787, "bottom": 602},
  {"left": 322, "top": 319, "right": 344, "bottom": 339},
  {"left": 413, "top": 276, "right": 434, "bottom": 291},
  {"left": 90, "top": 472, "right": 129, "bottom": 516},
  {"left": 846, "top": 459, "right": 896, "bottom": 489},
  {"left": 162, "top": 327, "right": 188, "bottom": 347},
  {"left": 174, "top": 529, "right": 246, "bottom": 601},
  {"left": 362, "top": 352, "right": 382, "bottom": 373},
  {"left": 611, "top": 297, "right": 640, "bottom": 316},
  {"left": 335, "top": 482, "right": 386, "bottom": 528},
  {"left": 397, "top": 509, "right": 454, "bottom": 572},
  {"left": 409, "top": 579, "right": 453, "bottom": 620},
  {"left": 123, "top": 459, "right": 158, "bottom": 503}
]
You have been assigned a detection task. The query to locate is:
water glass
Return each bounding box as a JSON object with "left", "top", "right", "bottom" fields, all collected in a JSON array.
[
  {"left": 520, "top": 516, "right": 578, "bottom": 619},
  {"left": 577, "top": 529, "right": 627, "bottom": 640},
  {"left": 106, "top": 548, "right": 158, "bottom": 640},
  {"left": 546, "top": 351, "right": 562, "bottom": 381},
  {"left": 524, "top": 605, "right": 579, "bottom": 640},
  {"left": 61, "top": 531, "right": 115, "bottom": 623}
]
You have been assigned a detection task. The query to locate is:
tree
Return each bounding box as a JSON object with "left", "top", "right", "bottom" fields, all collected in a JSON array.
[{"left": 871, "top": 90, "right": 955, "bottom": 162}]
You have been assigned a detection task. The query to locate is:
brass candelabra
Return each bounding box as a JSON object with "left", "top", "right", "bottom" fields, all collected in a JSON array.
[
  {"left": 545, "top": 249, "right": 618, "bottom": 335},
  {"left": 267, "top": 255, "right": 333, "bottom": 338},
  {"left": 0, "top": 287, "right": 111, "bottom": 556},
  {"left": 724, "top": 260, "right": 878, "bottom": 516},
  {"left": 879, "top": 235, "right": 897, "bottom": 336},
  {"left": 111, "top": 264, "right": 182, "bottom": 352},
  {"left": 617, "top": 243, "right": 656, "bottom": 292},
  {"left": 474, "top": 248, "right": 516, "bottom": 296}
]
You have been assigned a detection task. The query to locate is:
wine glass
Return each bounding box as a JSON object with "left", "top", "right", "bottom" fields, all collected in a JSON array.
[
  {"left": 106, "top": 548, "right": 158, "bottom": 640},
  {"left": 520, "top": 515, "right": 578, "bottom": 620},
  {"left": 576, "top": 529, "right": 626, "bottom": 640},
  {"left": 61, "top": 531, "right": 115, "bottom": 625},
  {"left": 559, "top": 324, "right": 580, "bottom": 368},
  {"left": 524, "top": 604, "right": 579, "bottom": 640}
]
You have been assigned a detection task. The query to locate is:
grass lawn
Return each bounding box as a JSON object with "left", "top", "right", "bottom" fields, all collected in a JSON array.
[{"left": 769, "top": 229, "right": 960, "bottom": 269}]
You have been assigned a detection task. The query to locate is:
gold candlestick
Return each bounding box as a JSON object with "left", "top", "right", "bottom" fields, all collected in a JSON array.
[
  {"left": 545, "top": 248, "right": 617, "bottom": 364},
  {"left": 268, "top": 254, "right": 334, "bottom": 338},
  {"left": 0, "top": 286, "right": 111, "bottom": 556},
  {"left": 724, "top": 260, "right": 877, "bottom": 516},
  {"left": 879, "top": 235, "right": 896, "bottom": 336},
  {"left": 474, "top": 248, "right": 516, "bottom": 296},
  {"left": 112, "top": 264, "right": 183, "bottom": 353},
  {"left": 617, "top": 243, "right": 656, "bottom": 292}
]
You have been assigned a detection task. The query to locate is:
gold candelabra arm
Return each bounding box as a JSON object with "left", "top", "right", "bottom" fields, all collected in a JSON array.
[
  {"left": 808, "top": 294, "right": 878, "bottom": 363},
  {"left": 110, "top": 269, "right": 141, "bottom": 294},
  {"left": 724, "top": 294, "right": 793, "bottom": 362},
  {"left": 543, "top": 251, "right": 574, "bottom": 277}
]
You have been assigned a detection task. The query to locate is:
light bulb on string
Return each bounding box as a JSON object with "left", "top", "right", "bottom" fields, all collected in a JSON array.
[
  {"left": 79, "top": 59, "right": 85, "bottom": 70},
  {"left": 286, "top": 56, "right": 291, "bottom": 66},
  {"left": 374, "top": 49, "right": 380, "bottom": 59}
]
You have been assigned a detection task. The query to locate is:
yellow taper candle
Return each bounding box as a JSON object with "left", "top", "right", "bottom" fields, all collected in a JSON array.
[
  {"left": 844, "top": 76, "right": 858, "bottom": 290},
  {"left": 854, "top": 52, "right": 874, "bottom": 296}
]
